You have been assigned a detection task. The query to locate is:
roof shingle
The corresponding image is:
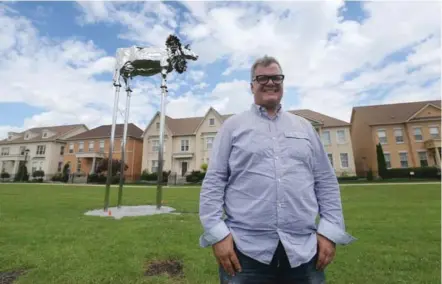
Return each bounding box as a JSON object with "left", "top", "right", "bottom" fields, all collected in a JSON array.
[
  {"left": 0, "top": 124, "right": 86, "bottom": 145},
  {"left": 289, "top": 109, "right": 350, "bottom": 127},
  {"left": 351, "top": 100, "right": 441, "bottom": 126},
  {"left": 66, "top": 123, "right": 143, "bottom": 140}
]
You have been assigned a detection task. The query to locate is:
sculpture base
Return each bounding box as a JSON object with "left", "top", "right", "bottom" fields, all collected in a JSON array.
[{"left": 84, "top": 205, "right": 178, "bottom": 220}]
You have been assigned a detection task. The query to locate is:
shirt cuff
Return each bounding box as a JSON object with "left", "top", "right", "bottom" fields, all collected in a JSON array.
[
  {"left": 317, "top": 218, "right": 356, "bottom": 245},
  {"left": 199, "top": 221, "right": 230, "bottom": 247}
]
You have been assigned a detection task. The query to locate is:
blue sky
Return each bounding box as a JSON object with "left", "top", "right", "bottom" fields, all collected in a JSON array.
[{"left": 0, "top": 1, "right": 440, "bottom": 138}]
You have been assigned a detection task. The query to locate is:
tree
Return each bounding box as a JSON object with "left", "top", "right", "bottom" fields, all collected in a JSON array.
[
  {"left": 96, "top": 158, "right": 128, "bottom": 176},
  {"left": 376, "top": 143, "right": 388, "bottom": 179},
  {"left": 200, "top": 163, "right": 208, "bottom": 172}
]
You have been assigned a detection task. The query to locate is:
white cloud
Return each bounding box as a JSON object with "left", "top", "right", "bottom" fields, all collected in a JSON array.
[{"left": 0, "top": 1, "right": 440, "bottom": 139}]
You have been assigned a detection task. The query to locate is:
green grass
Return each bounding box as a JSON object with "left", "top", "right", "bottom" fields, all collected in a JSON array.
[{"left": 0, "top": 183, "right": 440, "bottom": 284}]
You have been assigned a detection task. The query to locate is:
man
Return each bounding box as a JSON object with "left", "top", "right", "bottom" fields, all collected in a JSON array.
[{"left": 199, "top": 55, "right": 355, "bottom": 284}]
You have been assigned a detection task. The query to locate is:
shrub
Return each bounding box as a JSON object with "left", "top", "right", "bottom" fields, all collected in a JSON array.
[
  {"left": 387, "top": 167, "right": 440, "bottom": 179},
  {"left": 140, "top": 170, "right": 170, "bottom": 182},
  {"left": 367, "top": 169, "right": 374, "bottom": 181},
  {"left": 1, "top": 171, "right": 10, "bottom": 181},
  {"left": 186, "top": 170, "right": 206, "bottom": 183},
  {"left": 51, "top": 173, "right": 64, "bottom": 182},
  {"left": 200, "top": 163, "right": 208, "bottom": 172}
]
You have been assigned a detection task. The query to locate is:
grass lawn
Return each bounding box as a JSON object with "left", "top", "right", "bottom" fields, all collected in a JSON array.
[{"left": 0, "top": 183, "right": 440, "bottom": 284}]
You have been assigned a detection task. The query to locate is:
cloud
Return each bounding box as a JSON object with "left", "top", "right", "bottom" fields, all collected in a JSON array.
[{"left": 0, "top": 1, "right": 440, "bottom": 139}]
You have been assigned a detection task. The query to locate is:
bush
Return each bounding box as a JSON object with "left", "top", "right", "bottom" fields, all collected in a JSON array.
[
  {"left": 200, "top": 163, "right": 208, "bottom": 172},
  {"left": 14, "top": 164, "right": 29, "bottom": 182},
  {"left": 367, "top": 169, "right": 374, "bottom": 181},
  {"left": 337, "top": 176, "right": 359, "bottom": 181},
  {"left": 140, "top": 170, "right": 170, "bottom": 182},
  {"left": 387, "top": 167, "right": 440, "bottom": 179},
  {"left": 186, "top": 170, "right": 206, "bottom": 183},
  {"left": 51, "top": 173, "right": 64, "bottom": 182},
  {"left": 1, "top": 171, "right": 10, "bottom": 181}
]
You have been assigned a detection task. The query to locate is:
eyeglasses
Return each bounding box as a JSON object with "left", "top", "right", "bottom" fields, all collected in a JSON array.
[{"left": 253, "top": 74, "right": 285, "bottom": 85}]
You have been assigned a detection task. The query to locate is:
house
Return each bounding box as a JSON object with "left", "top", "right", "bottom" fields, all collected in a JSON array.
[
  {"left": 289, "top": 109, "right": 357, "bottom": 177},
  {"left": 141, "top": 107, "right": 357, "bottom": 181},
  {"left": 62, "top": 123, "right": 144, "bottom": 181},
  {"left": 350, "top": 100, "right": 441, "bottom": 176},
  {"left": 0, "top": 124, "right": 88, "bottom": 180}
]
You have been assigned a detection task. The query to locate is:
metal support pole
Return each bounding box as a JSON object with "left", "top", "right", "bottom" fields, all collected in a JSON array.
[
  {"left": 117, "top": 79, "right": 132, "bottom": 208},
  {"left": 156, "top": 70, "right": 167, "bottom": 210},
  {"left": 104, "top": 81, "right": 121, "bottom": 211}
]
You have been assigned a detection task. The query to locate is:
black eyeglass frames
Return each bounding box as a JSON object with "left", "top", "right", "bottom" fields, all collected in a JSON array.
[{"left": 253, "top": 74, "right": 285, "bottom": 85}]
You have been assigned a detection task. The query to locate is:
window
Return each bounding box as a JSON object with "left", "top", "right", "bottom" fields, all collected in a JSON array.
[
  {"left": 337, "top": 130, "right": 346, "bottom": 143},
  {"left": 76, "top": 158, "right": 81, "bottom": 173},
  {"left": 1, "top": 147, "right": 9, "bottom": 156},
  {"left": 181, "top": 139, "right": 189, "bottom": 151},
  {"left": 429, "top": 127, "right": 439, "bottom": 139},
  {"left": 327, "top": 153, "right": 333, "bottom": 166},
  {"left": 206, "top": 137, "right": 214, "bottom": 150},
  {"left": 399, "top": 152, "right": 408, "bottom": 168},
  {"left": 377, "top": 130, "right": 387, "bottom": 144},
  {"left": 43, "top": 132, "right": 47, "bottom": 138},
  {"left": 340, "top": 153, "right": 349, "bottom": 168},
  {"left": 78, "top": 142, "right": 84, "bottom": 153},
  {"left": 152, "top": 140, "right": 159, "bottom": 152},
  {"left": 99, "top": 140, "right": 105, "bottom": 152},
  {"left": 418, "top": 151, "right": 428, "bottom": 167},
  {"left": 414, "top": 127, "right": 423, "bottom": 141},
  {"left": 69, "top": 143, "right": 74, "bottom": 153},
  {"left": 156, "top": 122, "right": 160, "bottom": 130},
  {"left": 32, "top": 161, "right": 37, "bottom": 173},
  {"left": 19, "top": 146, "right": 26, "bottom": 155},
  {"left": 88, "top": 141, "right": 94, "bottom": 152},
  {"left": 394, "top": 129, "right": 404, "bottom": 143},
  {"left": 36, "top": 145, "right": 46, "bottom": 155},
  {"left": 151, "top": 160, "right": 158, "bottom": 173},
  {"left": 209, "top": 118, "right": 215, "bottom": 126},
  {"left": 60, "top": 146, "right": 65, "bottom": 155},
  {"left": 384, "top": 153, "right": 391, "bottom": 169},
  {"left": 321, "top": 131, "right": 331, "bottom": 146}
]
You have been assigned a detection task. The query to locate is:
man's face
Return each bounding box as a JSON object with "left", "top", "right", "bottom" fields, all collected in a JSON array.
[{"left": 251, "top": 63, "right": 284, "bottom": 109}]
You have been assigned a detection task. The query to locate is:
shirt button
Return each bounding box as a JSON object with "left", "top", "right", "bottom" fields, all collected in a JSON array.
[
  {"left": 275, "top": 156, "right": 278, "bottom": 160},
  {"left": 272, "top": 137, "right": 276, "bottom": 140},
  {"left": 278, "top": 179, "right": 281, "bottom": 182}
]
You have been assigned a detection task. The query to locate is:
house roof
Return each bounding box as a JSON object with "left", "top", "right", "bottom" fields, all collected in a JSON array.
[
  {"left": 288, "top": 109, "right": 350, "bottom": 127},
  {"left": 150, "top": 107, "right": 347, "bottom": 137},
  {"left": 66, "top": 123, "right": 143, "bottom": 141},
  {"left": 351, "top": 100, "right": 441, "bottom": 126},
  {"left": 0, "top": 124, "right": 87, "bottom": 145},
  {"left": 164, "top": 114, "right": 233, "bottom": 136}
]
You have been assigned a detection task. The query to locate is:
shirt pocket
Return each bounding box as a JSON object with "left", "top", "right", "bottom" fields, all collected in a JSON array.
[{"left": 282, "top": 131, "right": 312, "bottom": 164}]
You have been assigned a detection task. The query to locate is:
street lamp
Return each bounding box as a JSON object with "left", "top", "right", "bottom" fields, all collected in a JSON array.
[{"left": 21, "top": 149, "right": 30, "bottom": 182}]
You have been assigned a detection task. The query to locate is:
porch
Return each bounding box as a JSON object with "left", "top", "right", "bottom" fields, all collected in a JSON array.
[{"left": 424, "top": 138, "right": 441, "bottom": 167}]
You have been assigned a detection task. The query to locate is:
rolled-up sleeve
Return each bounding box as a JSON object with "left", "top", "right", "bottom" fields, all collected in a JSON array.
[
  {"left": 199, "top": 120, "right": 233, "bottom": 247},
  {"left": 307, "top": 123, "right": 356, "bottom": 245}
]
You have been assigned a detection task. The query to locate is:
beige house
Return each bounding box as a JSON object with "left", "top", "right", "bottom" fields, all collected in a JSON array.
[
  {"left": 0, "top": 124, "right": 88, "bottom": 180},
  {"left": 350, "top": 100, "right": 441, "bottom": 176},
  {"left": 141, "top": 107, "right": 357, "bottom": 180}
]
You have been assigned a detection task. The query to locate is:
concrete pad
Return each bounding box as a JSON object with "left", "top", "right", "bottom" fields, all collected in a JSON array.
[{"left": 84, "top": 205, "right": 178, "bottom": 220}]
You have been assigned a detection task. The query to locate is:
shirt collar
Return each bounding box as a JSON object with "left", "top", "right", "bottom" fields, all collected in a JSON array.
[{"left": 251, "top": 103, "right": 282, "bottom": 119}]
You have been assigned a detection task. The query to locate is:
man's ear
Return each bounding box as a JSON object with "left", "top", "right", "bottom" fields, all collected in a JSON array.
[{"left": 250, "top": 82, "right": 253, "bottom": 93}]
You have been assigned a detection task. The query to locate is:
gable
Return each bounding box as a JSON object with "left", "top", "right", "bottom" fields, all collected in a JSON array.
[
  {"left": 409, "top": 104, "right": 441, "bottom": 121},
  {"left": 143, "top": 113, "right": 172, "bottom": 138},
  {"left": 195, "top": 108, "right": 223, "bottom": 135}
]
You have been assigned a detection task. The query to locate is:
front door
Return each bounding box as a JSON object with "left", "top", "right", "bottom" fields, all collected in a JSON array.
[{"left": 181, "top": 161, "right": 188, "bottom": 176}]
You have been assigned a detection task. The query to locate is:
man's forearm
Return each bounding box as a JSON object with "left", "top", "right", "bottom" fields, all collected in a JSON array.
[{"left": 199, "top": 169, "right": 230, "bottom": 247}]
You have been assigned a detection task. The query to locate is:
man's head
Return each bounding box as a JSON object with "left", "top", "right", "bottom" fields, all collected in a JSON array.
[{"left": 250, "top": 55, "right": 284, "bottom": 112}]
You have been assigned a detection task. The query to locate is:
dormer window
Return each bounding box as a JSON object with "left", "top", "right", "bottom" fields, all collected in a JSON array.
[
  {"left": 25, "top": 134, "right": 29, "bottom": 139},
  {"left": 209, "top": 118, "right": 215, "bottom": 126},
  {"left": 8, "top": 135, "right": 11, "bottom": 140},
  {"left": 43, "top": 132, "right": 47, "bottom": 138}
]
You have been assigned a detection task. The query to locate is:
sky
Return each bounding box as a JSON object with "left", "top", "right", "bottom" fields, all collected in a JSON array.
[{"left": 0, "top": 1, "right": 440, "bottom": 139}]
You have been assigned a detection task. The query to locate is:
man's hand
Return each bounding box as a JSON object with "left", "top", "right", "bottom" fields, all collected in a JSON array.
[
  {"left": 316, "top": 233, "right": 336, "bottom": 271},
  {"left": 212, "top": 234, "right": 242, "bottom": 276}
]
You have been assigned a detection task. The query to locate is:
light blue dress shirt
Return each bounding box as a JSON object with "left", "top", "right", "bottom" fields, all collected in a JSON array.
[{"left": 199, "top": 104, "right": 356, "bottom": 268}]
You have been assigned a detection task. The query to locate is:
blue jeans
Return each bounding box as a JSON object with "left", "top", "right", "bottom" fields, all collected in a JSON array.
[{"left": 219, "top": 242, "right": 326, "bottom": 284}]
